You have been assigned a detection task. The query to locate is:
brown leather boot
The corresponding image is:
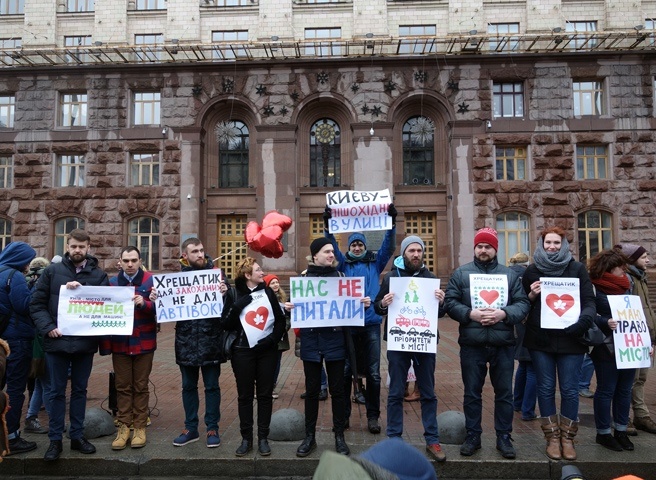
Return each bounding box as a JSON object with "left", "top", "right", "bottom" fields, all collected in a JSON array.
[
  {"left": 559, "top": 415, "right": 578, "bottom": 461},
  {"left": 539, "top": 415, "right": 561, "bottom": 460}
]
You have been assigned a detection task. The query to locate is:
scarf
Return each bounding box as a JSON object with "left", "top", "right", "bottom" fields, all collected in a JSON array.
[
  {"left": 346, "top": 251, "right": 367, "bottom": 261},
  {"left": 532, "top": 236, "right": 572, "bottom": 276},
  {"left": 591, "top": 272, "right": 630, "bottom": 295}
]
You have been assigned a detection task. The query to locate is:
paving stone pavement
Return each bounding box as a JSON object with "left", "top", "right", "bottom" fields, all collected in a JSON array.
[{"left": 2, "top": 318, "right": 656, "bottom": 479}]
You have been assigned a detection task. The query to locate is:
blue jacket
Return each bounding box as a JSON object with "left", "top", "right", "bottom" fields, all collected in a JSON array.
[
  {"left": 0, "top": 241, "right": 37, "bottom": 341},
  {"left": 326, "top": 228, "right": 396, "bottom": 326}
]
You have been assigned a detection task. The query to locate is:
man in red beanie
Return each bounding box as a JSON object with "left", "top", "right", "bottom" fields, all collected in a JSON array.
[{"left": 444, "top": 227, "right": 530, "bottom": 460}]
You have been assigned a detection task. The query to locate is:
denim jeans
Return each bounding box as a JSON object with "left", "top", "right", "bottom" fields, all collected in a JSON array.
[
  {"left": 460, "top": 345, "right": 514, "bottom": 436},
  {"left": 179, "top": 363, "right": 221, "bottom": 432},
  {"left": 592, "top": 358, "right": 636, "bottom": 434},
  {"left": 387, "top": 350, "right": 439, "bottom": 445},
  {"left": 46, "top": 351, "right": 94, "bottom": 441},
  {"left": 530, "top": 350, "right": 583, "bottom": 420},
  {"left": 344, "top": 324, "right": 381, "bottom": 421},
  {"left": 578, "top": 354, "right": 595, "bottom": 390},
  {"left": 303, "top": 358, "right": 345, "bottom": 434},
  {"left": 27, "top": 373, "right": 51, "bottom": 418},
  {"left": 513, "top": 360, "right": 537, "bottom": 419},
  {"left": 4, "top": 339, "right": 32, "bottom": 438}
]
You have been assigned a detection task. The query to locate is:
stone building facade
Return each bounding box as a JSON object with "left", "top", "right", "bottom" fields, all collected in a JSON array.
[{"left": 0, "top": 0, "right": 655, "bottom": 289}]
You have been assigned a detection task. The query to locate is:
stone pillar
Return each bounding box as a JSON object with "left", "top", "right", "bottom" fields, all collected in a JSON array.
[{"left": 179, "top": 128, "right": 203, "bottom": 241}]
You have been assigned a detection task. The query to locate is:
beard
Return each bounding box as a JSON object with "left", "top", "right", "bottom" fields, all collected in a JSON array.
[
  {"left": 190, "top": 257, "right": 207, "bottom": 269},
  {"left": 403, "top": 256, "right": 422, "bottom": 272},
  {"left": 70, "top": 252, "right": 86, "bottom": 264}
]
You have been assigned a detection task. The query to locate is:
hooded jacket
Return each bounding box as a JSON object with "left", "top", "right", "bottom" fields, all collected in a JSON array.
[
  {"left": 326, "top": 228, "right": 396, "bottom": 327},
  {"left": 30, "top": 252, "right": 109, "bottom": 354},
  {"left": 444, "top": 256, "right": 530, "bottom": 347},
  {"left": 0, "top": 241, "right": 37, "bottom": 341},
  {"left": 626, "top": 265, "right": 655, "bottom": 346}
]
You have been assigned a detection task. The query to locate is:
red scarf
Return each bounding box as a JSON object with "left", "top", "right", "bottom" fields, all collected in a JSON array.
[{"left": 591, "top": 272, "right": 630, "bottom": 295}]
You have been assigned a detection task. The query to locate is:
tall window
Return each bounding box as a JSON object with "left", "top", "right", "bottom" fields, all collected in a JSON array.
[
  {"left": 1, "top": 38, "right": 21, "bottom": 65},
  {"left": 305, "top": 27, "right": 341, "bottom": 56},
  {"left": 56, "top": 155, "right": 85, "bottom": 187},
  {"left": 578, "top": 210, "right": 612, "bottom": 262},
  {"left": 495, "top": 146, "right": 526, "bottom": 180},
  {"left": 402, "top": 116, "right": 434, "bottom": 185},
  {"left": 496, "top": 212, "right": 530, "bottom": 266},
  {"left": 0, "top": 218, "right": 11, "bottom": 250},
  {"left": 128, "top": 217, "right": 160, "bottom": 270},
  {"left": 59, "top": 93, "right": 87, "bottom": 127},
  {"left": 576, "top": 145, "right": 608, "bottom": 179},
  {"left": 0, "top": 0, "right": 24, "bottom": 14},
  {"left": 219, "top": 120, "right": 249, "bottom": 188},
  {"left": 67, "top": 0, "right": 94, "bottom": 12},
  {"left": 205, "top": 0, "right": 251, "bottom": 5},
  {"left": 398, "top": 25, "right": 436, "bottom": 54},
  {"left": 488, "top": 23, "right": 519, "bottom": 52},
  {"left": 130, "top": 153, "right": 160, "bottom": 186},
  {"left": 310, "top": 118, "right": 341, "bottom": 187},
  {"left": 405, "top": 213, "right": 437, "bottom": 272},
  {"left": 573, "top": 80, "right": 604, "bottom": 116},
  {"left": 136, "top": 0, "right": 166, "bottom": 9},
  {"left": 0, "top": 95, "right": 14, "bottom": 128},
  {"left": 0, "top": 156, "right": 12, "bottom": 188},
  {"left": 135, "top": 34, "right": 163, "bottom": 62},
  {"left": 133, "top": 92, "right": 160, "bottom": 125},
  {"left": 212, "top": 30, "right": 248, "bottom": 59},
  {"left": 54, "top": 217, "right": 85, "bottom": 256},
  {"left": 493, "top": 82, "right": 524, "bottom": 118},
  {"left": 218, "top": 215, "right": 248, "bottom": 280},
  {"left": 64, "top": 35, "right": 92, "bottom": 63},
  {"left": 566, "top": 21, "right": 597, "bottom": 49}
]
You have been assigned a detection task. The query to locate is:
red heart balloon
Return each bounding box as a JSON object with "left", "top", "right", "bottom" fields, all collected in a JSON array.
[
  {"left": 243, "top": 211, "right": 293, "bottom": 259},
  {"left": 262, "top": 211, "right": 292, "bottom": 232}
]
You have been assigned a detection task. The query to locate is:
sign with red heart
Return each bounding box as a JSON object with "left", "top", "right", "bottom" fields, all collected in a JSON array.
[
  {"left": 239, "top": 291, "right": 275, "bottom": 347},
  {"left": 244, "top": 306, "right": 269, "bottom": 331},
  {"left": 539, "top": 277, "right": 581, "bottom": 329},
  {"left": 545, "top": 294, "right": 575, "bottom": 317},
  {"left": 469, "top": 274, "right": 508, "bottom": 309},
  {"left": 479, "top": 289, "right": 500, "bottom": 305},
  {"left": 243, "top": 210, "right": 293, "bottom": 259}
]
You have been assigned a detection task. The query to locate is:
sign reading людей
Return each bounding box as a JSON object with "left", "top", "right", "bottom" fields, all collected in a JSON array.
[
  {"left": 153, "top": 270, "right": 225, "bottom": 323},
  {"left": 290, "top": 276, "right": 365, "bottom": 328},
  {"left": 325, "top": 189, "right": 393, "bottom": 234}
]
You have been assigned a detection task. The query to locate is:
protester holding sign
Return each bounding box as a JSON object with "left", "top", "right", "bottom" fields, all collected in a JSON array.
[
  {"left": 323, "top": 202, "right": 397, "bottom": 434},
  {"left": 521, "top": 226, "right": 596, "bottom": 461},
  {"left": 445, "top": 228, "right": 530, "bottom": 460},
  {"left": 588, "top": 249, "right": 637, "bottom": 452},
  {"left": 219, "top": 257, "right": 286, "bottom": 457}
]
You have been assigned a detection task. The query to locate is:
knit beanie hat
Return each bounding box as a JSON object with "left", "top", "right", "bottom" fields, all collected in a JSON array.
[
  {"left": 358, "top": 438, "right": 437, "bottom": 480},
  {"left": 348, "top": 232, "right": 367, "bottom": 249},
  {"left": 263, "top": 274, "right": 278, "bottom": 287},
  {"left": 509, "top": 252, "right": 529, "bottom": 265},
  {"left": 400, "top": 235, "right": 425, "bottom": 255},
  {"left": 474, "top": 227, "right": 498, "bottom": 251},
  {"left": 615, "top": 243, "right": 647, "bottom": 263},
  {"left": 310, "top": 237, "right": 332, "bottom": 258}
]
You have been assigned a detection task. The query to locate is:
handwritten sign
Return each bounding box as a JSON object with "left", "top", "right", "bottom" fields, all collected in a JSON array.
[
  {"left": 469, "top": 274, "right": 508, "bottom": 310},
  {"left": 153, "top": 270, "right": 224, "bottom": 323},
  {"left": 290, "top": 276, "right": 365, "bottom": 328},
  {"left": 325, "top": 189, "right": 393, "bottom": 234},
  {"left": 387, "top": 277, "right": 440, "bottom": 354},
  {"left": 540, "top": 277, "right": 580, "bottom": 329},
  {"left": 609, "top": 295, "right": 651, "bottom": 369},
  {"left": 57, "top": 285, "right": 135, "bottom": 336},
  {"left": 240, "top": 290, "right": 275, "bottom": 347}
]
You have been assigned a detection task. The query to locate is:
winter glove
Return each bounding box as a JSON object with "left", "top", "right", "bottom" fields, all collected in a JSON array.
[
  {"left": 234, "top": 294, "right": 253, "bottom": 311},
  {"left": 323, "top": 205, "right": 332, "bottom": 231},
  {"left": 388, "top": 203, "right": 398, "bottom": 226},
  {"left": 564, "top": 320, "right": 588, "bottom": 338}
]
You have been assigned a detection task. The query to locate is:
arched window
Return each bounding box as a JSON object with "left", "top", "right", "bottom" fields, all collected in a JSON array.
[
  {"left": 496, "top": 212, "right": 530, "bottom": 266},
  {"left": 55, "top": 217, "right": 86, "bottom": 256},
  {"left": 310, "top": 118, "right": 341, "bottom": 187},
  {"left": 0, "top": 218, "right": 11, "bottom": 250},
  {"left": 578, "top": 210, "right": 612, "bottom": 262},
  {"left": 128, "top": 217, "right": 160, "bottom": 270},
  {"left": 402, "top": 116, "right": 434, "bottom": 185},
  {"left": 218, "top": 120, "right": 249, "bottom": 188}
]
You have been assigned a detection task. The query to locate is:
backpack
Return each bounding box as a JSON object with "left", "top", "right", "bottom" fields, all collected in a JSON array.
[{"left": 0, "top": 266, "right": 19, "bottom": 337}]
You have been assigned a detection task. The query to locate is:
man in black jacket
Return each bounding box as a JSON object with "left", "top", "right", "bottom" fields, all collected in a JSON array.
[{"left": 30, "top": 229, "right": 109, "bottom": 461}]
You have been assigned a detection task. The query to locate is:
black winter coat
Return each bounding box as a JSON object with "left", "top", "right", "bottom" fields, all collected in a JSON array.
[
  {"left": 521, "top": 260, "right": 596, "bottom": 355},
  {"left": 174, "top": 255, "right": 224, "bottom": 367},
  {"left": 30, "top": 253, "right": 109, "bottom": 354}
]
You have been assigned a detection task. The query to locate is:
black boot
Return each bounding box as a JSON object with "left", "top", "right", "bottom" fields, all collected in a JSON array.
[
  {"left": 335, "top": 434, "right": 350, "bottom": 455},
  {"left": 235, "top": 437, "right": 253, "bottom": 457},
  {"left": 258, "top": 438, "right": 271, "bottom": 456},
  {"left": 296, "top": 434, "right": 316, "bottom": 457},
  {"left": 44, "top": 440, "right": 63, "bottom": 461}
]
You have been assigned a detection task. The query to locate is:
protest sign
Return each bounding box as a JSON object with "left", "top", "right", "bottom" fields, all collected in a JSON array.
[
  {"left": 609, "top": 295, "right": 652, "bottom": 369},
  {"left": 153, "top": 269, "right": 224, "bottom": 323},
  {"left": 539, "top": 277, "right": 581, "bottom": 329},
  {"left": 290, "top": 276, "right": 365, "bottom": 328},
  {"left": 325, "top": 189, "right": 393, "bottom": 234},
  {"left": 57, "top": 285, "right": 135, "bottom": 336},
  {"left": 239, "top": 290, "right": 275, "bottom": 347},
  {"left": 387, "top": 277, "right": 440, "bottom": 354},
  {"left": 469, "top": 274, "right": 508, "bottom": 310}
]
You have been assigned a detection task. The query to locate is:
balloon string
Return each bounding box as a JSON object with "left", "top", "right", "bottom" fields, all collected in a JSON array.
[{"left": 213, "top": 243, "right": 248, "bottom": 263}]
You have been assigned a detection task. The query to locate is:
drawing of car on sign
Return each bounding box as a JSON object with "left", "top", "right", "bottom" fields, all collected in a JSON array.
[
  {"left": 420, "top": 329, "right": 436, "bottom": 338},
  {"left": 396, "top": 315, "right": 411, "bottom": 327},
  {"left": 406, "top": 327, "right": 419, "bottom": 336},
  {"left": 389, "top": 326, "right": 405, "bottom": 336}
]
